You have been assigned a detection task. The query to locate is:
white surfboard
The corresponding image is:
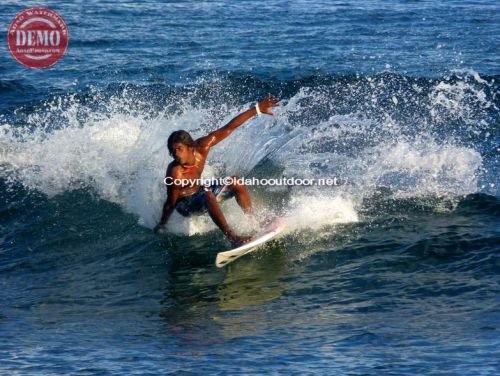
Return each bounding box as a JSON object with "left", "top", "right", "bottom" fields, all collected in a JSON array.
[{"left": 215, "top": 218, "right": 286, "bottom": 268}]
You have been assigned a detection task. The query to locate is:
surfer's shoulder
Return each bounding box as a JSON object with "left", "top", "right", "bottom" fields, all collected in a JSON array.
[
  {"left": 166, "top": 161, "right": 183, "bottom": 178},
  {"left": 193, "top": 138, "right": 210, "bottom": 153}
]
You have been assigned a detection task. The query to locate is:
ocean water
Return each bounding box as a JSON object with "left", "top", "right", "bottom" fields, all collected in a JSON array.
[{"left": 1, "top": 1, "right": 499, "bottom": 374}]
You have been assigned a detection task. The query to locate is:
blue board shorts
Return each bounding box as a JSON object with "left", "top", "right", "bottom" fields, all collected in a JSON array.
[{"left": 175, "top": 184, "right": 235, "bottom": 217}]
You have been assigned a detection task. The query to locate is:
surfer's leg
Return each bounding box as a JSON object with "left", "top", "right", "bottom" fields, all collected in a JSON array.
[
  {"left": 227, "top": 175, "right": 253, "bottom": 215},
  {"left": 204, "top": 190, "right": 252, "bottom": 245}
]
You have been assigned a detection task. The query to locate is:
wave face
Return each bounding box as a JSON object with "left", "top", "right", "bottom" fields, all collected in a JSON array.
[{"left": 1, "top": 72, "right": 497, "bottom": 236}]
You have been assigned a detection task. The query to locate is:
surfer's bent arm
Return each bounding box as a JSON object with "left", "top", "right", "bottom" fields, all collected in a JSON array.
[{"left": 196, "top": 96, "right": 279, "bottom": 148}]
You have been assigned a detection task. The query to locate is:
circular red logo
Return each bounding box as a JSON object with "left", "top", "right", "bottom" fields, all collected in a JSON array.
[{"left": 7, "top": 7, "right": 69, "bottom": 69}]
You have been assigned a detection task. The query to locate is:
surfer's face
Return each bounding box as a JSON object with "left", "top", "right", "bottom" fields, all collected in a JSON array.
[{"left": 172, "top": 142, "right": 192, "bottom": 164}]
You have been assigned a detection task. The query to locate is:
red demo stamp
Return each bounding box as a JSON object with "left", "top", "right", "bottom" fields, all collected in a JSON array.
[{"left": 7, "top": 7, "right": 69, "bottom": 69}]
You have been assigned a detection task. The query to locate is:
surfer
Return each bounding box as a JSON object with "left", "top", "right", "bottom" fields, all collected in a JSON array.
[{"left": 154, "top": 96, "right": 279, "bottom": 246}]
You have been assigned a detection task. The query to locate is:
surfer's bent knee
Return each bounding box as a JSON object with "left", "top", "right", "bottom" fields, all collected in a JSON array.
[
  {"left": 228, "top": 175, "right": 245, "bottom": 189},
  {"left": 204, "top": 190, "right": 216, "bottom": 201}
]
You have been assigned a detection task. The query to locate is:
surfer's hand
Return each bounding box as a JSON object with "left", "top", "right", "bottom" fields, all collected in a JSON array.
[{"left": 258, "top": 96, "right": 279, "bottom": 116}]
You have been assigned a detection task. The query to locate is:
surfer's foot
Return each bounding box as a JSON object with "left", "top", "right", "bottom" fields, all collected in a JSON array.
[
  {"left": 258, "top": 217, "right": 274, "bottom": 229},
  {"left": 229, "top": 235, "right": 253, "bottom": 248},
  {"left": 246, "top": 214, "right": 260, "bottom": 232},
  {"left": 246, "top": 214, "right": 272, "bottom": 231}
]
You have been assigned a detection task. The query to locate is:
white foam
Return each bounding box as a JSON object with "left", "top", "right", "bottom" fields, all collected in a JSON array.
[
  {"left": 1, "top": 72, "right": 493, "bottom": 237},
  {"left": 363, "top": 139, "right": 482, "bottom": 197},
  {"left": 284, "top": 192, "right": 359, "bottom": 233}
]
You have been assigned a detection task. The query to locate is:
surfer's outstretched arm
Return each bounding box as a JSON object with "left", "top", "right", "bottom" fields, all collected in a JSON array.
[{"left": 196, "top": 96, "right": 279, "bottom": 149}]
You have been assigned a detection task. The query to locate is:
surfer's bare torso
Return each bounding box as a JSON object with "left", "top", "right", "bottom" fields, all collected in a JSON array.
[{"left": 167, "top": 146, "right": 207, "bottom": 198}]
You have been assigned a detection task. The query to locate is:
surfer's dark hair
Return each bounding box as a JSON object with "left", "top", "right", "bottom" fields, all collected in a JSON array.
[{"left": 167, "top": 130, "right": 195, "bottom": 157}]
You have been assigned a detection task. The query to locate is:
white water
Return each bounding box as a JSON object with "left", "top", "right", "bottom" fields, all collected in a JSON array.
[{"left": 1, "top": 73, "right": 491, "bottom": 236}]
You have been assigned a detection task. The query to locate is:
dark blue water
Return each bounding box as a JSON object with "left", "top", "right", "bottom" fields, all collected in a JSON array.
[{"left": 1, "top": 1, "right": 499, "bottom": 374}]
